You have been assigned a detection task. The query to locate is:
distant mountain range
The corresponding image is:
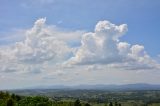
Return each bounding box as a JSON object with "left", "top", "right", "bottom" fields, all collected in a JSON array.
[{"left": 28, "top": 83, "right": 160, "bottom": 91}]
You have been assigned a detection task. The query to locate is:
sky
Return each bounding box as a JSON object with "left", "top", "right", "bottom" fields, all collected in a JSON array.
[{"left": 0, "top": 0, "right": 160, "bottom": 89}]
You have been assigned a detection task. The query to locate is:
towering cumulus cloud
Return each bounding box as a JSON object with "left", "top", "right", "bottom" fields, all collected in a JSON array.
[
  {"left": 15, "top": 18, "right": 71, "bottom": 63},
  {"left": 68, "top": 20, "right": 160, "bottom": 70},
  {"left": 68, "top": 21, "right": 127, "bottom": 64},
  {"left": 0, "top": 18, "right": 72, "bottom": 73},
  {"left": 0, "top": 18, "right": 159, "bottom": 75}
]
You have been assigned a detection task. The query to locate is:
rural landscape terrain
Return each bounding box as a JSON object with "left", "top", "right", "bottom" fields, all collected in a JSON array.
[{"left": 1, "top": 84, "right": 160, "bottom": 106}]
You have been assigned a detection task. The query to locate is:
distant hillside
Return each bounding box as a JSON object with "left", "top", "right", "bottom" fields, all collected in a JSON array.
[{"left": 26, "top": 83, "right": 160, "bottom": 91}]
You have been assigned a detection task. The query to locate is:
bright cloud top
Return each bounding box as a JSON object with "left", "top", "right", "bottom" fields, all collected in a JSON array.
[
  {"left": 0, "top": 18, "right": 159, "bottom": 75},
  {"left": 0, "top": 18, "right": 159, "bottom": 72},
  {"left": 68, "top": 20, "right": 159, "bottom": 71}
]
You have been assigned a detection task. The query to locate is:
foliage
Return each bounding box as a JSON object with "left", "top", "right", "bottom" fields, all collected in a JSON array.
[
  {"left": 0, "top": 90, "right": 160, "bottom": 106},
  {"left": 74, "top": 99, "right": 81, "bottom": 106}
]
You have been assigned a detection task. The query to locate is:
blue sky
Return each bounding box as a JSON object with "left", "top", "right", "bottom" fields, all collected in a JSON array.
[
  {"left": 0, "top": 0, "right": 160, "bottom": 56},
  {"left": 0, "top": 0, "right": 160, "bottom": 89}
]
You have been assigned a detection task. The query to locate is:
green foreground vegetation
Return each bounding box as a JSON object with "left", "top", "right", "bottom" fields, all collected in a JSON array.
[
  {"left": 0, "top": 91, "right": 86, "bottom": 106},
  {"left": 0, "top": 90, "right": 160, "bottom": 106}
]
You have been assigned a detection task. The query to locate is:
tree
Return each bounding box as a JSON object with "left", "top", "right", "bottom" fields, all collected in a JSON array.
[
  {"left": 6, "top": 98, "right": 14, "bottom": 106},
  {"left": 85, "top": 103, "right": 91, "bottom": 106},
  {"left": 0, "top": 91, "right": 5, "bottom": 99},
  {"left": 118, "top": 103, "right": 121, "bottom": 106},
  {"left": 109, "top": 102, "right": 113, "bottom": 106},
  {"left": 11, "top": 94, "right": 16, "bottom": 99},
  {"left": 74, "top": 99, "right": 81, "bottom": 106},
  {"left": 115, "top": 101, "right": 118, "bottom": 106},
  {"left": 15, "top": 95, "right": 21, "bottom": 101}
]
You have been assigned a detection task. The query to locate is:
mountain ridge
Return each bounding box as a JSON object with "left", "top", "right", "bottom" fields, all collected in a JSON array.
[{"left": 25, "top": 83, "right": 160, "bottom": 91}]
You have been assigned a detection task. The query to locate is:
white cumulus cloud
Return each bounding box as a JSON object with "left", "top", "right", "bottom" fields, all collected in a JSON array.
[
  {"left": 0, "top": 18, "right": 80, "bottom": 74},
  {"left": 0, "top": 18, "right": 160, "bottom": 88},
  {"left": 67, "top": 20, "right": 160, "bottom": 70}
]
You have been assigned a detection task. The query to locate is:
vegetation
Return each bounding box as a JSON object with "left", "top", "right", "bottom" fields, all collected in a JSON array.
[
  {"left": 0, "top": 91, "right": 90, "bottom": 106},
  {"left": 0, "top": 90, "right": 160, "bottom": 106}
]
